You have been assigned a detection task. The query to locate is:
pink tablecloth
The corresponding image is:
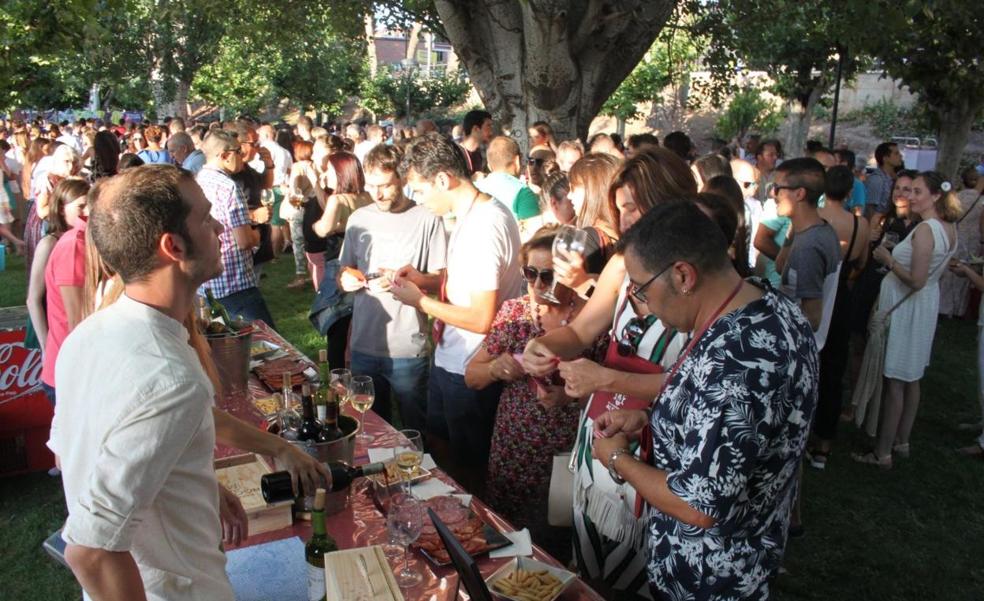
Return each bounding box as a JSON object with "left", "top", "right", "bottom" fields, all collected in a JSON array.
[{"left": 217, "top": 322, "right": 603, "bottom": 601}]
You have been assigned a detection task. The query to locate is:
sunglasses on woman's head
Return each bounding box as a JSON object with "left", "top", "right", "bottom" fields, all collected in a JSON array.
[{"left": 522, "top": 266, "right": 554, "bottom": 286}]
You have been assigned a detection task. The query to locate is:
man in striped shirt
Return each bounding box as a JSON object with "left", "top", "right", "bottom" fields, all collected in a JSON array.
[{"left": 196, "top": 129, "right": 276, "bottom": 328}]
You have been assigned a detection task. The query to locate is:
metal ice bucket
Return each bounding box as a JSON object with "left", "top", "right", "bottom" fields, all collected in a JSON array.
[
  {"left": 206, "top": 327, "right": 253, "bottom": 395},
  {"left": 276, "top": 414, "right": 360, "bottom": 515}
]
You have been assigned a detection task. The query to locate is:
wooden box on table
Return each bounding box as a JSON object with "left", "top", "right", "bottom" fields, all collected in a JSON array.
[{"left": 214, "top": 453, "right": 293, "bottom": 535}]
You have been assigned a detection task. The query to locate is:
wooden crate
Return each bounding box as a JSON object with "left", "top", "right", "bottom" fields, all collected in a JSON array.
[{"left": 215, "top": 453, "right": 293, "bottom": 535}]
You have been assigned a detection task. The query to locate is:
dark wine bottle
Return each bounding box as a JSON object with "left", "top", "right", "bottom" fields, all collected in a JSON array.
[
  {"left": 306, "top": 489, "right": 336, "bottom": 601},
  {"left": 296, "top": 384, "right": 322, "bottom": 442},
  {"left": 317, "top": 367, "right": 344, "bottom": 443},
  {"left": 260, "top": 461, "right": 387, "bottom": 504},
  {"left": 315, "top": 349, "right": 330, "bottom": 422}
]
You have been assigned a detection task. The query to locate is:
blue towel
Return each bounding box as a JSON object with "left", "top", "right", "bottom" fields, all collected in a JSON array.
[{"left": 225, "top": 536, "right": 308, "bottom": 601}]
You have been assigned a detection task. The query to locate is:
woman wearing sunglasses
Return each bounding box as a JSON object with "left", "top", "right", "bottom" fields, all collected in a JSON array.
[
  {"left": 464, "top": 226, "right": 605, "bottom": 560},
  {"left": 522, "top": 148, "right": 695, "bottom": 600}
]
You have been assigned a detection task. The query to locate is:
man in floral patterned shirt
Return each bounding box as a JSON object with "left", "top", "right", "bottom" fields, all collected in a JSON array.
[{"left": 593, "top": 201, "right": 818, "bottom": 600}]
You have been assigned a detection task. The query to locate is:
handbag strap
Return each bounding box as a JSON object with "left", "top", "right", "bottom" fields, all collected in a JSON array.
[{"left": 885, "top": 223, "right": 954, "bottom": 316}]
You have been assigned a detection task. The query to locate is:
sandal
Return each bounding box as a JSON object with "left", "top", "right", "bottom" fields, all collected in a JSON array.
[
  {"left": 892, "top": 443, "right": 910, "bottom": 458},
  {"left": 851, "top": 451, "right": 892, "bottom": 469},
  {"left": 807, "top": 449, "right": 829, "bottom": 470}
]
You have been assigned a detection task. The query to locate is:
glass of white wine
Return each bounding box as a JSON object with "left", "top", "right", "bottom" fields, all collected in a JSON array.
[
  {"left": 350, "top": 375, "right": 375, "bottom": 443},
  {"left": 329, "top": 368, "right": 351, "bottom": 409},
  {"left": 394, "top": 429, "right": 424, "bottom": 495}
]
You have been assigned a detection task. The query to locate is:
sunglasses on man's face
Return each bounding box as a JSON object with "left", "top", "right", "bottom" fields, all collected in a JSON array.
[
  {"left": 527, "top": 157, "right": 545, "bottom": 167},
  {"left": 522, "top": 266, "right": 554, "bottom": 286}
]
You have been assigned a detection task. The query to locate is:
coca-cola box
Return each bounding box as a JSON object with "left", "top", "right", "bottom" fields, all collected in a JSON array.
[{"left": 0, "top": 308, "right": 53, "bottom": 476}]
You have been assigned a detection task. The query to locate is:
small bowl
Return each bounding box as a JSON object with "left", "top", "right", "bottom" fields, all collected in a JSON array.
[{"left": 485, "top": 556, "right": 576, "bottom": 601}]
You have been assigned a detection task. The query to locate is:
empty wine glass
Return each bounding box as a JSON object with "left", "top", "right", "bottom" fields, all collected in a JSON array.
[
  {"left": 387, "top": 495, "right": 424, "bottom": 588},
  {"left": 350, "top": 375, "right": 375, "bottom": 443},
  {"left": 542, "top": 225, "right": 589, "bottom": 303},
  {"left": 393, "top": 429, "right": 424, "bottom": 494},
  {"left": 375, "top": 485, "right": 407, "bottom": 559}
]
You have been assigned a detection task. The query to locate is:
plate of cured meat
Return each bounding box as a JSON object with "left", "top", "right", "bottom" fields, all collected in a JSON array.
[
  {"left": 253, "top": 356, "right": 310, "bottom": 390},
  {"left": 415, "top": 495, "right": 511, "bottom": 566}
]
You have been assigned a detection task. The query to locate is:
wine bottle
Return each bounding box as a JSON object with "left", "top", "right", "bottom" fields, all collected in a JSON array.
[
  {"left": 296, "top": 384, "right": 323, "bottom": 442},
  {"left": 315, "top": 349, "right": 329, "bottom": 422},
  {"left": 279, "top": 374, "right": 299, "bottom": 441},
  {"left": 306, "top": 488, "right": 336, "bottom": 601},
  {"left": 260, "top": 461, "right": 387, "bottom": 503}
]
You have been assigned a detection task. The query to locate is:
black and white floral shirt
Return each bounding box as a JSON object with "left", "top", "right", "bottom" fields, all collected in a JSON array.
[{"left": 646, "top": 279, "right": 818, "bottom": 601}]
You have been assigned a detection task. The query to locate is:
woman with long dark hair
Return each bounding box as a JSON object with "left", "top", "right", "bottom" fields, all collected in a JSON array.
[{"left": 89, "top": 131, "right": 121, "bottom": 181}]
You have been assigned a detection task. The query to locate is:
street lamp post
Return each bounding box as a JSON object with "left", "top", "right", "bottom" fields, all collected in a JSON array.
[{"left": 400, "top": 58, "right": 418, "bottom": 123}]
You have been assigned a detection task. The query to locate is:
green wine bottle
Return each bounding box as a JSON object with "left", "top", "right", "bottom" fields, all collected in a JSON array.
[
  {"left": 203, "top": 287, "right": 236, "bottom": 331},
  {"left": 306, "top": 489, "right": 337, "bottom": 601}
]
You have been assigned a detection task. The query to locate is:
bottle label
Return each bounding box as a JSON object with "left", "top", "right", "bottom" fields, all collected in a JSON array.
[
  {"left": 316, "top": 405, "right": 327, "bottom": 421},
  {"left": 308, "top": 564, "right": 327, "bottom": 601}
]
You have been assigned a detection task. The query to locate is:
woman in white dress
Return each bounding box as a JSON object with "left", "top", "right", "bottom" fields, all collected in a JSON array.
[{"left": 855, "top": 171, "right": 961, "bottom": 468}]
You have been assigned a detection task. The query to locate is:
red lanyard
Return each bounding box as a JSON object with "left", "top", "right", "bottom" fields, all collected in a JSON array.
[{"left": 658, "top": 278, "right": 745, "bottom": 398}]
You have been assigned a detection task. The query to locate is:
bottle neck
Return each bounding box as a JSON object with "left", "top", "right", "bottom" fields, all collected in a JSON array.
[
  {"left": 311, "top": 507, "right": 327, "bottom": 537},
  {"left": 325, "top": 398, "right": 339, "bottom": 426},
  {"left": 301, "top": 394, "right": 315, "bottom": 420}
]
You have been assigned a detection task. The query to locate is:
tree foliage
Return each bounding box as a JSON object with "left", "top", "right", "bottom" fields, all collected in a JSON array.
[
  {"left": 713, "top": 85, "right": 783, "bottom": 141},
  {"left": 862, "top": 0, "right": 984, "bottom": 176},
  {"left": 359, "top": 67, "right": 470, "bottom": 120}
]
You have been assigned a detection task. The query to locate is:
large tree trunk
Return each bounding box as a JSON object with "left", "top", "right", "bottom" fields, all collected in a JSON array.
[
  {"left": 935, "top": 98, "right": 983, "bottom": 180},
  {"left": 405, "top": 22, "right": 423, "bottom": 62},
  {"left": 782, "top": 86, "right": 822, "bottom": 159},
  {"left": 151, "top": 74, "right": 190, "bottom": 121},
  {"left": 365, "top": 14, "right": 378, "bottom": 78},
  {"left": 433, "top": 0, "right": 674, "bottom": 150}
]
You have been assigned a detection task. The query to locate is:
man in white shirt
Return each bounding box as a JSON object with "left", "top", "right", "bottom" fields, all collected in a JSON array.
[
  {"left": 255, "top": 124, "right": 293, "bottom": 255},
  {"left": 354, "top": 124, "right": 384, "bottom": 165},
  {"left": 391, "top": 133, "right": 523, "bottom": 494},
  {"left": 49, "top": 164, "right": 234, "bottom": 601}
]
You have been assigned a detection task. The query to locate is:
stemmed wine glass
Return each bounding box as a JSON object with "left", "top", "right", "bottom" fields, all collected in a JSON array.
[
  {"left": 375, "top": 485, "right": 407, "bottom": 559},
  {"left": 330, "top": 368, "right": 351, "bottom": 409},
  {"left": 878, "top": 232, "right": 901, "bottom": 274},
  {"left": 386, "top": 495, "right": 424, "bottom": 588},
  {"left": 393, "top": 429, "right": 424, "bottom": 495},
  {"left": 541, "top": 225, "right": 589, "bottom": 303},
  {"left": 350, "top": 375, "right": 375, "bottom": 443}
]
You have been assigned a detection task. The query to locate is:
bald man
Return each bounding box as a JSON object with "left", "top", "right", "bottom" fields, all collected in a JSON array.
[
  {"left": 732, "top": 159, "right": 768, "bottom": 272},
  {"left": 475, "top": 136, "right": 542, "bottom": 227}
]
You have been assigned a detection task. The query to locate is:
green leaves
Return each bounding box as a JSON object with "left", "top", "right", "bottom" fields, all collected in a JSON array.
[
  {"left": 714, "top": 86, "right": 783, "bottom": 140},
  {"left": 359, "top": 67, "right": 469, "bottom": 119}
]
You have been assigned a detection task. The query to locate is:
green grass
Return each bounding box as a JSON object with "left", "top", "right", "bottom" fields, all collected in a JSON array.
[{"left": 2, "top": 252, "right": 983, "bottom": 600}]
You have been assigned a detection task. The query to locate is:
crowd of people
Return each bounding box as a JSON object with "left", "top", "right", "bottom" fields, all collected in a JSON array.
[{"left": 3, "top": 109, "right": 981, "bottom": 601}]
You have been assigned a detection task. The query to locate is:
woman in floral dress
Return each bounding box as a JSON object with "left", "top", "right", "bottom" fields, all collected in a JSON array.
[{"left": 465, "top": 226, "right": 604, "bottom": 558}]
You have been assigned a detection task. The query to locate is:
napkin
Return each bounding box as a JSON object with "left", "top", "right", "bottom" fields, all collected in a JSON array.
[
  {"left": 410, "top": 478, "right": 456, "bottom": 500},
  {"left": 421, "top": 453, "right": 438, "bottom": 470},
  {"left": 489, "top": 528, "right": 533, "bottom": 559},
  {"left": 452, "top": 493, "right": 472, "bottom": 507},
  {"left": 225, "top": 537, "right": 307, "bottom": 601},
  {"left": 367, "top": 447, "right": 413, "bottom": 464}
]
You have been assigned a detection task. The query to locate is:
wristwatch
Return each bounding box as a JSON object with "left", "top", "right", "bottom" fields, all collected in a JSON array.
[{"left": 607, "top": 448, "right": 631, "bottom": 484}]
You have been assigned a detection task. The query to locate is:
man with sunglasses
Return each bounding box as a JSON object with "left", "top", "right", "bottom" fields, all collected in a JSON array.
[
  {"left": 476, "top": 136, "right": 541, "bottom": 227},
  {"left": 197, "top": 129, "right": 276, "bottom": 327},
  {"left": 772, "top": 158, "right": 841, "bottom": 341}
]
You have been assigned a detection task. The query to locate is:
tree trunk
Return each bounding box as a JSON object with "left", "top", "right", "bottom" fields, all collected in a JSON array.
[
  {"left": 935, "top": 98, "right": 983, "bottom": 180},
  {"left": 365, "top": 13, "right": 378, "bottom": 78},
  {"left": 782, "top": 86, "right": 822, "bottom": 159},
  {"left": 151, "top": 75, "right": 190, "bottom": 121},
  {"left": 405, "top": 22, "right": 422, "bottom": 62},
  {"left": 433, "top": 0, "right": 674, "bottom": 151}
]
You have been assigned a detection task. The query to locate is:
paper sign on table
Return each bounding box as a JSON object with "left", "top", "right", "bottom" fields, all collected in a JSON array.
[
  {"left": 411, "top": 478, "right": 456, "bottom": 500},
  {"left": 489, "top": 528, "right": 533, "bottom": 559}
]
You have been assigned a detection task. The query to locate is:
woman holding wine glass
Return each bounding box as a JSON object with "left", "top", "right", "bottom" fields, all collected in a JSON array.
[
  {"left": 522, "top": 150, "right": 696, "bottom": 598},
  {"left": 465, "top": 226, "right": 606, "bottom": 559}
]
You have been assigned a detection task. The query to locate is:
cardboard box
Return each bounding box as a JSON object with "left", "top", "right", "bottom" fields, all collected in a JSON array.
[{"left": 215, "top": 453, "right": 293, "bottom": 535}]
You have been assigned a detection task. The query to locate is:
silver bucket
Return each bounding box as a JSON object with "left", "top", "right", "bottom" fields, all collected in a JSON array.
[
  {"left": 276, "top": 414, "right": 360, "bottom": 515},
  {"left": 207, "top": 328, "right": 253, "bottom": 395}
]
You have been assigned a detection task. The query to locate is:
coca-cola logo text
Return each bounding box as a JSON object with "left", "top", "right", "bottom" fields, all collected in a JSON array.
[{"left": 0, "top": 330, "right": 42, "bottom": 402}]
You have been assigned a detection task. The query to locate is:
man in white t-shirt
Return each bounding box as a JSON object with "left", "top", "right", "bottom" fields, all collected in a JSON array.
[
  {"left": 354, "top": 124, "right": 385, "bottom": 165},
  {"left": 391, "top": 133, "right": 523, "bottom": 494}
]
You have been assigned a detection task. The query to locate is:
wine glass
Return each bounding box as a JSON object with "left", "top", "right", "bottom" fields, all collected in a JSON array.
[
  {"left": 542, "top": 225, "right": 589, "bottom": 303},
  {"left": 350, "top": 375, "right": 375, "bottom": 443},
  {"left": 375, "top": 485, "right": 407, "bottom": 559},
  {"left": 394, "top": 429, "right": 424, "bottom": 495},
  {"left": 330, "top": 368, "right": 351, "bottom": 409},
  {"left": 878, "top": 232, "right": 901, "bottom": 274},
  {"left": 387, "top": 495, "right": 424, "bottom": 588}
]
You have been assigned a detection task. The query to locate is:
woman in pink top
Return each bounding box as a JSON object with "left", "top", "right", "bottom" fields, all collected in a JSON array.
[{"left": 40, "top": 178, "right": 90, "bottom": 403}]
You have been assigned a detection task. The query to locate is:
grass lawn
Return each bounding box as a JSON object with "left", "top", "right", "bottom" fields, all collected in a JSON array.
[{"left": 2, "top": 251, "right": 982, "bottom": 600}]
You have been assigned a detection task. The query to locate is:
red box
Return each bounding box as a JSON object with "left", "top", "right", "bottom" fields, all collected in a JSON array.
[{"left": 0, "top": 326, "right": 54, "bottom": 475}]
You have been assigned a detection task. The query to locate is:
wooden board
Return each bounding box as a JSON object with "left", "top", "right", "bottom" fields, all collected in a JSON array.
[{"left": 215, "top": 453, "right": 293, "bottom": 535}]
